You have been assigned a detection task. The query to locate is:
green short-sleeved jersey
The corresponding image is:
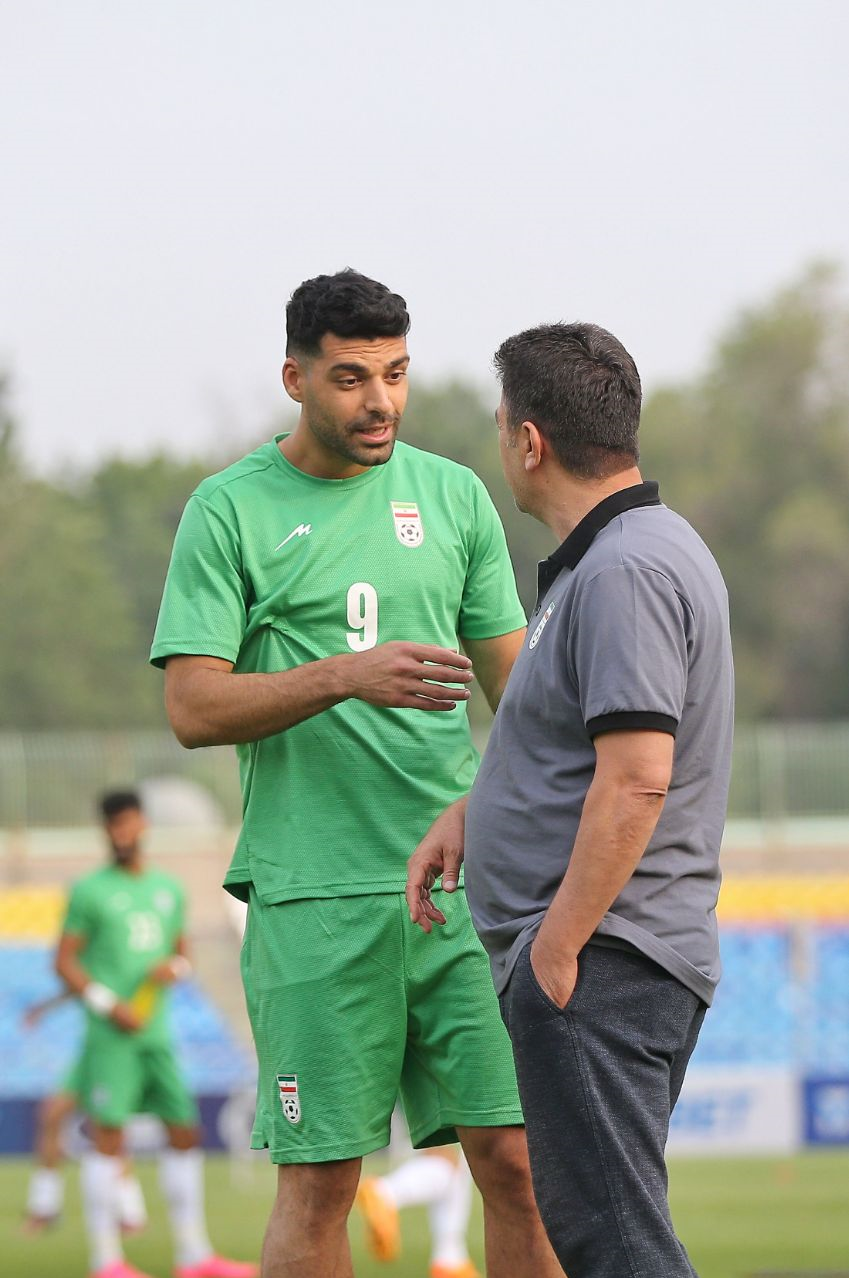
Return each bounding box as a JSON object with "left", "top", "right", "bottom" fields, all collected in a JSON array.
[
  {"left": 64, "top": 865, "right": 186, "bottom": 1041},
  {"left": 151, "top": 436, "right": 525, "bottom": 904}
]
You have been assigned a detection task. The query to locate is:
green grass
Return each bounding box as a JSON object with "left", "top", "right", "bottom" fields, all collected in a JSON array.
[{"left": 1, "top": 1152, "right": 848, "bottom": 1276}]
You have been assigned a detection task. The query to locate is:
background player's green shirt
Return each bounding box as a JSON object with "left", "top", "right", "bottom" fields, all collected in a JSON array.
[
  {"left": 64, "top": 865, "right": 186, "bottom": 1041},
  {"left": 151, "top": 436, "right": 526, "bottom": 904}
]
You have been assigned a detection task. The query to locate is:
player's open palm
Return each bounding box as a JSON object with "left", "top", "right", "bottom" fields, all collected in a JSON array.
[{"left": 348, "top": 642, "right": 473, "bottom": 711}]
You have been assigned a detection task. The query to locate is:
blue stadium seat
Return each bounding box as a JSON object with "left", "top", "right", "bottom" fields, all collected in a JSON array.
[{"left": 0, "top": 945, "right": 254, "bottom": 1098}]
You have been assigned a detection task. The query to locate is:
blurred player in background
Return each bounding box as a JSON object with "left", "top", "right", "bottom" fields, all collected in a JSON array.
[
  {"left": 55, "top": 789, "right": 257, "bottom": 1278},
  {"left": 22, "top": 1007, "right": 147, "bottom": 1233},
  {"left": 357, "top": 1143, "right": 479, "bottom": 1278},
  {"left": 152, "top": 270, "right": 561, "bottom": 1278}
]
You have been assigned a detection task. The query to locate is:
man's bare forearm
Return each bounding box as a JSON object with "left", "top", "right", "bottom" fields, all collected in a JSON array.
[
  {"left": 535, "top": 773, "right": 667, "bottom": 961},
  {"left": 166, "top": 656, "right": 355, "bottom": 748},
  {"left": 165, "top": 643, "right": 474, "bottom": 749}
]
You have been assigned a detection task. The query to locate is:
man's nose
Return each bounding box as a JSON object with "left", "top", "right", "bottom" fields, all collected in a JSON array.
[{"left": 363, "top": 379, "right": 395, "bottom": 417}]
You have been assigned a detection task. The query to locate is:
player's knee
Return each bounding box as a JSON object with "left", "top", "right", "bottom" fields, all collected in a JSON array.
[
  {"left": 39, "top": 1094, "right": 70, "bottom": 1125},
  {"left": 93, "top": 1124, "right": 125, "bottom": 1157},
  {"left": 276, "top": 1160, "right": 360, "bottom": 1228},
  {"left": 166, "top": 1124, "right": 199, "bottom": 1150},
  {"left": 462, "top": 1126, "right": 534, "bottom": 1204}
]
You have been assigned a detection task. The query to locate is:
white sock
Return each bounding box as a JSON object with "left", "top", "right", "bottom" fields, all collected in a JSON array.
[
  {"left": 429, "top": 1155, "right": 473, "bottom": 1267},
  {"left": 379, "top": 1152, "right": 456, "bottom": 1209},
  {"left": 26, "top": 1167, "right": 64, "bottom": 1218},
  {"left": 80, "top": 1152, "right": 123, "bottom": 1272},
  {"left": 116, "top": 1173, "right": 148, "bottom": 1230},
  {"left": 159, "top": 1147, "right": 213, "bottom": 1268}
]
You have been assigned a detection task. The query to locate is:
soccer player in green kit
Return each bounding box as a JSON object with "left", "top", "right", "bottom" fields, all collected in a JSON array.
[
  {"left": 55, "top": 790, "right": 257, "bottom": 1278},
  {"left": 151, "top": 271, "right": 563, "bottom": 1278}
]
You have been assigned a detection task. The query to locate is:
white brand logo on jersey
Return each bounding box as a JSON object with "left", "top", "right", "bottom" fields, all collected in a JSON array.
[
  {"left": 277, "top": 1073, "right": 301, "bottom": 1124},
  {"left": 529, "top": 602, "right": 556, "bottom": 650},
  {"left": 275, "top": 523, "right": 312, "bottom": 551},
  {"left": 391, "top": 502, "right": 424, "bottom": 547}
]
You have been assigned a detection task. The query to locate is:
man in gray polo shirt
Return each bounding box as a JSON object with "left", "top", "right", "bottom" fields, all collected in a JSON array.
[{"left": 407, "top": 322, "right": 733, "bottom": 1278}]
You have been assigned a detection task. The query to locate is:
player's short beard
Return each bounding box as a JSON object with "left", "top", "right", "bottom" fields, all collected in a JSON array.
[
  {"left": 111, "top": 842, "right": 138, "bottom": 866},
  {"left": 309, "top": 410, "right": 401, "bottom": 468}
]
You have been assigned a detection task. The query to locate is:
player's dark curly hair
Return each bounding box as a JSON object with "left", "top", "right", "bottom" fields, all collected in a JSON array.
[
  {"left": 494, "top": 322, "right": 642, "bottom": 480},
  {"left": 286, "top": 269, "right": 411, "bottom": 357},
  {"left": 99, "top": 789, "right": 142, "bottom": 819}
]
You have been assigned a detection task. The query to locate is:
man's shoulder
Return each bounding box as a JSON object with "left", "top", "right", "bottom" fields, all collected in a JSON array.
[
  {"left": 576, "top": 504, "right": 726, "bottom": 615},
  {"left": 585, "top": 504, "right": 705, "bottom": 572},
  {"left": 192, "top": 440, "right": 280, "bottom": 507},
  {"left": 66, "top": 865, "right": 113, "bottom": 912},
  {"left": 71, "top": 865, "right": 111, "bottom": 891}
]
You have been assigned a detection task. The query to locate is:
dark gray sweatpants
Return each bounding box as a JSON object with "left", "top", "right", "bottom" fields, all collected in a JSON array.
[{"left": 500, "top": 942, "right": 706, "bottom": 1278}]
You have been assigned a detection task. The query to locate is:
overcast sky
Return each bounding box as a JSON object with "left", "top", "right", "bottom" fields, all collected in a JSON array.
[{"left": 3, "top": 1, "right": 848, "bottom": 471}]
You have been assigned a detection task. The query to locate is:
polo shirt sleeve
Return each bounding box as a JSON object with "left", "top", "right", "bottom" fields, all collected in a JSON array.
[
  {"left": 150, "top": 495, "right": 248, "bottom": 669},
  {"left": 570, "top": 565, "right": 689, "bottom": 738},
  {"left": 458, "top": 476, "right": 527, "bottom": 640}
]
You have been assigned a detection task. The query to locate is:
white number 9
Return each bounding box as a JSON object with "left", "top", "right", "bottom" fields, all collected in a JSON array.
[{"left": 346, "top": 582, "right": 379, "bottom": 652}]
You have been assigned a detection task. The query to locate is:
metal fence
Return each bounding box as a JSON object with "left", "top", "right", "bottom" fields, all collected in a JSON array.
[
  {"left": 0, "top": 730, "right": 242, "bottom": 829},
  {"left": 1, "top": 722, "right": 849, "bottom": 830}
]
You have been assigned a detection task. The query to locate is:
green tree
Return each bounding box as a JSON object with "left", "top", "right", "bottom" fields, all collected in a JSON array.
[
  {"left": 0, "top": 411, "right": 146, "bottom": 728},
  {"left": 640, "top": 262, "right": 849, "bottom": 718},
  {"left": 88, "top": 454, "right": 210, "bottom": 678}
]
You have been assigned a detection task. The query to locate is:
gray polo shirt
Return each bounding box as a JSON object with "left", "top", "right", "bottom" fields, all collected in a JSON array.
[{"left": 464, "top": 482, "right": 734, "bottom": 1005}]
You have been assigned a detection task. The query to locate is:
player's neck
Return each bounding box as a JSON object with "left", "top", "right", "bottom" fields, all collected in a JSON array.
[
  {"left": 112, "top": 852, "right": 144, "bottom": 875},
  {"left": 279, "top": 425, "right": 370, "bottom": 480}
]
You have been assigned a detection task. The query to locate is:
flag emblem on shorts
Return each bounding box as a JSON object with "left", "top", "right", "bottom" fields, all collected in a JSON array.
[
  {"left": 277, "top": 1074, "right": 301, "bottom": 1124},
  {"left": 391, "top": 501, "right": 424, "bottom": 548}
]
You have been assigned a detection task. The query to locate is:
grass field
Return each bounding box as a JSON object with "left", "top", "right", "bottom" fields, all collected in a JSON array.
[{"left": 1, "top": 1152, "right": 847, "bottom": 1277}]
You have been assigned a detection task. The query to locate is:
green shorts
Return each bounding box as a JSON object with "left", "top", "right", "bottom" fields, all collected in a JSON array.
[
  {"left": 241, "top": 888, "right": 523, "bottom": 1164},
  {"left": 76, "top": 1026, "right": 199, "bottom": 1129}
]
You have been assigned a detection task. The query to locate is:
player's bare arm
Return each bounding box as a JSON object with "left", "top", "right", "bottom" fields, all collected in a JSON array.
[
  {"left": 21, "top": 989, "right": 71, "bottom": 1028},
  {"left": 55, "top": 931, "right": 143, "bottom": 1034},
  {"left": 406, "top": 629, "right": 525, "bottom": 929},
  {"left": 529, "top": 729, "right": 673, "bottom": 1009},
  {"left": 460, "top": 627, "right": 525, "bottom": 712},
  {"left": 165, "top": 644, "right": 475, "bottom": 749}
]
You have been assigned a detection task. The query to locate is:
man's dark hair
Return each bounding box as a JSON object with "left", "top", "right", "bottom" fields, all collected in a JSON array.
[
  {"left": 99, "top": 789, "right": 142, "bottom": 820},
  {"left": 286, "top": 269, "right": 410, "bottom": 357},
  {"left": 493, "top": 322, "right": 642, "bottom": 479}
]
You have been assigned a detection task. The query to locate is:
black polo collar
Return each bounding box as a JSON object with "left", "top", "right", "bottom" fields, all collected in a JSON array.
[{"left": 535, "top": 481, "right": 661, "bottom": 610}]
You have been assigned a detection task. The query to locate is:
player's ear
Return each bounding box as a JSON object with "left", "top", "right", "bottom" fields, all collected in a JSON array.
[{"left": 282, "top": 356, "right": 305, "bottom": 404}]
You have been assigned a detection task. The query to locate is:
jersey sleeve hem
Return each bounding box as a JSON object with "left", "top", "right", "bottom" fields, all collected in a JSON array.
[
  {"left": 149, "top": 640, "right": 241, "bottom": 670},
  {"left": 586, "top": 711, "right": 679, "bottom": 738},
  {"left": 458, "top": 610, "right": 527, "bottom": 641}
]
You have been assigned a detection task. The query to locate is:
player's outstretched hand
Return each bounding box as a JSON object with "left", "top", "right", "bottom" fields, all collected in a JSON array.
[
  {"left": 406, "top": 798, "right": 466, "bottom": 932},
  {"left": 344, "top": 642, "right": 473, "bottom": 711}
]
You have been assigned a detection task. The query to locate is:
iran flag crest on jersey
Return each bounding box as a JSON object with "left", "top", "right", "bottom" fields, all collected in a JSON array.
[
  {"left": 277, "top": 1074, "right": 301, "bottom": 1124},
  {"left": 391, "top": 501, "right": 424, "bottom": 547}
]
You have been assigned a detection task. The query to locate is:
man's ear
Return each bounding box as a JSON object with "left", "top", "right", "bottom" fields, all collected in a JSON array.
[
  {"left": 523, "top": 421, "right": 544, "bottom": 472},
  {"left": 282, "top": 356, "right": 305, "bottom": 403}
]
